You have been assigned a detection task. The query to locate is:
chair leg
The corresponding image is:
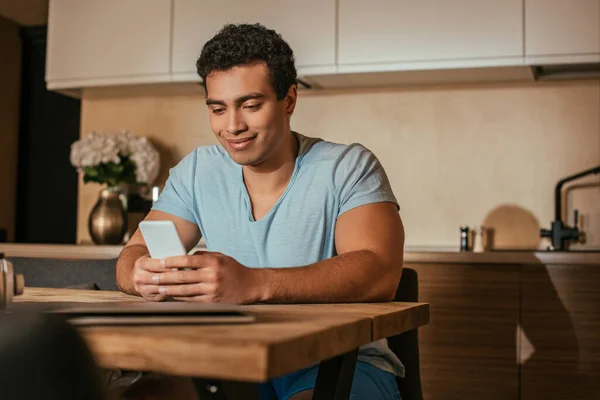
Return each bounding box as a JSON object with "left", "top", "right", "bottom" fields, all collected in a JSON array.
[
  {"left": 313, "top": 349, "right": 359, "bottom": 400},
  {"left": 192, "top": 349, "right": 359, "bottom": 400}
]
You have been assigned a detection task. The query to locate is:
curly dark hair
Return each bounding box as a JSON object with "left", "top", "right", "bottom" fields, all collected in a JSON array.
[{"left": 196, "top": 23, "right": 297, "bottom": 100}]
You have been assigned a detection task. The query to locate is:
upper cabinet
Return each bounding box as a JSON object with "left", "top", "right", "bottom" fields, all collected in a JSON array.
[
  {"left": 45, "top": 0, "right": 599, "bottom": 94},
  {"left": 525, "top": 0, "right": 600, "bottom": 64},
  {"left": 171, "top": 0, "right": 337, "bottom": 81},
  {"left": 46, "top": 0, "right": 171, "bottom": 90},
  {"left": 337, "top": 0, "right": 524, "bottom": 72}
]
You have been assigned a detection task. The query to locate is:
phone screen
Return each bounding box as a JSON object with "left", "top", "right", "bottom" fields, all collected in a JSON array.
[{"left": 139, "top": 221, "right": 187, "bottom": 259}]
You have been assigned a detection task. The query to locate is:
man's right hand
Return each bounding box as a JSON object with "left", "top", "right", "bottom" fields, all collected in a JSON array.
[
  {"left": 132, "top": 255, "right": 169, "bottom": 302},
  {"left": 116, "top": 210, "right": 202, "bottom": 298},
  {"left": 116, "top": 210, "right": 202, "bottom": 299}
]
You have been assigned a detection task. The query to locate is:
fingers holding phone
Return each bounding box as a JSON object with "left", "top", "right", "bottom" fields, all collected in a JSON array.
[
  {"left": 135, "top": 220, "right": 259, "bottom": 303},
  {"left": 132, "top": 255, "right": 169, "bottom": 302},
  {"left": 137, "top": 220, "right": 201, "bottom": 301},
  {"left": 161, "top": 253, "right": 261, "bottom": 304},
  {"left": 133, "top": 254, "right": 213, "bottom": 302}
]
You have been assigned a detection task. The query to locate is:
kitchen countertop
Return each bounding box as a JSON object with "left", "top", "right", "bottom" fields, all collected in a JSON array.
[
  {"left": 1, "top": 243, "right": 598, "bottom": 265},
  {"left": 403, "top": 249, "right": 599, "bottom": 265}
]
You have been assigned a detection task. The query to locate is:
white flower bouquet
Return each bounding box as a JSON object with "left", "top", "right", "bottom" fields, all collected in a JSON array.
[{"left": 70, "top": 130, "right": 160, "bottom": 187}]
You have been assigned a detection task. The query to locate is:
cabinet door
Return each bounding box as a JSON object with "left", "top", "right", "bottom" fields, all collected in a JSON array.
[
  {"left": 46, "top": 0, "right": 171, "bottom": 88},
  {"left": 521, "top": 265, "right": 600, "bottom": 400},
  {"left": 525, "top": 0, "right": 600, "bottom": 64},
  {"left": 171, "top": 0, "right": 336, "bottom": 80},
  {"left": 406, "top": 263, "right": 520, "bottom": 400},
  {"left": 338, "top": 0, "right": 523, "bottom": 72},
  {"left": 406, "top": 264, "right": 520, "bottom": 400}
]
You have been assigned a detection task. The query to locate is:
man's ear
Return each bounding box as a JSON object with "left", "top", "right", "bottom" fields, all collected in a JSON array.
[{"left": 285, "top": 84, "right": 298, "bottom": 116}]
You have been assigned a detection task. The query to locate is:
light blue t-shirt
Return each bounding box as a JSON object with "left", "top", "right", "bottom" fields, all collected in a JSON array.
[{"left": 152, "top": 131, "right": 405, "bottom": 377}]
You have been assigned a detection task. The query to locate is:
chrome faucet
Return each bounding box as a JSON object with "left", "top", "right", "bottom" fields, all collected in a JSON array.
[{"left": 541, "top": 165, "right": 600, "bottom": 251}]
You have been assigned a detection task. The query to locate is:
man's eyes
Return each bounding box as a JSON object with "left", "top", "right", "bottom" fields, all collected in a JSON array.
[
  {"left": 245, "top": 103, "right": 262, "bottom": 111},
  {"left": 210, "top": 103, "right": 262, "bottom": 114}
]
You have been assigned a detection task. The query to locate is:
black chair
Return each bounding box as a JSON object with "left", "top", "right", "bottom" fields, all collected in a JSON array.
[{"left": 387, "top": 267, "right": 423, "bottom": 400}]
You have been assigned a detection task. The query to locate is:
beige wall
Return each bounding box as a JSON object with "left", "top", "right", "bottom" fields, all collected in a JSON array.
[
  {"left": 78, "top": 79, "right": 600, "bottom": 250},
  {"left": 0, "top": 16, "right": 22, "bottom": 242}
]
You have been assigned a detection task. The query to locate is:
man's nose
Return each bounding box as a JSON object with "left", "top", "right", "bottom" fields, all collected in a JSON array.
[{"left": 226, "top": 110, "right": 248, "bottom": 135}]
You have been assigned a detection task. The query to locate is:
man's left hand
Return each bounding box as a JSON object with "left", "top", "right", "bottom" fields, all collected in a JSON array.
[{"left": 153, "top": 252, "right": 264, "bottom": 304}]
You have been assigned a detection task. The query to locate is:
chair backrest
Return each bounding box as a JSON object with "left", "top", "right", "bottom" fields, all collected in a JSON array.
[{"left": 386, "top": 267, "right": 423, "bottom": 400}]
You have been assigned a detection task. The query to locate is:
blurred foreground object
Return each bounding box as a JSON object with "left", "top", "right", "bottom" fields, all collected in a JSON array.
[{"left": 0, "top": 312, "right": 106, "bottom": 400}]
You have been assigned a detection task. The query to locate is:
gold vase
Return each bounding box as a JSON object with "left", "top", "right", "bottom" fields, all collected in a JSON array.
[{"left": 88, "top": 186, "right": 128, "bottom": 245}]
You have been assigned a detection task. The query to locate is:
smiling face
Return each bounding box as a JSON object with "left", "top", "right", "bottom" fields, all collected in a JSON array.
[{"left": 205, "top": 62, "right": 296, "bottom": 168}]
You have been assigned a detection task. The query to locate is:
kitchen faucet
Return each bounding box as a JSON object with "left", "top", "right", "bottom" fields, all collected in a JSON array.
[{"left": 541, "top": 165, "right": 600, "bottom": 251}]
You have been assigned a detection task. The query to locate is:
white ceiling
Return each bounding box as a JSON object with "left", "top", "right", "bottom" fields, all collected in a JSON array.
[{"left": 0, "top": 0, "right": 48, "bottom": 26}]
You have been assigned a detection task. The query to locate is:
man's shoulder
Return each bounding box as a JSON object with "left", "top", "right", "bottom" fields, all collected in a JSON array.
[{"left": 300, "top": 135, "right": 376, "bottom": 168}]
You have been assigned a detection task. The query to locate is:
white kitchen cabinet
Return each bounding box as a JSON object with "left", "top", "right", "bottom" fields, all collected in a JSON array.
[
  {"left": 46, "top": 0, "right": 171, "bottom": 89},
  {"left": 337, "top": 0, "right": 524, "bottom": 73},
  {"left": 171, "top": 0, "right": 337, "bottom": 81},
  {"left": 525, "top": 0, "right": 600, "bottom": 64}
]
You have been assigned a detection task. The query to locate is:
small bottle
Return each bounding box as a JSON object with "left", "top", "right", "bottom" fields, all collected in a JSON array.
[
  {"left": 473, "top": 226, "right": 486, "bottom": 253},
  {"left": 460, "top": 226, "right": 470, "bottom": 252}
]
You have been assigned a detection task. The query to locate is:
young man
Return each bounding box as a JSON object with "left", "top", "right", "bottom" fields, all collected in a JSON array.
[{"left": 116, "top": 23, "right": 405, "bottom": 400}]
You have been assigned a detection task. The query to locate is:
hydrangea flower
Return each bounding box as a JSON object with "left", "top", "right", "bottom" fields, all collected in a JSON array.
[{"left": 70, "top": 130, "right": 160, "bottom": 187}]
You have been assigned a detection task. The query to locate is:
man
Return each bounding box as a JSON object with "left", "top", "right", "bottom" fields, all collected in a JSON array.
[{"left": 116, "top": 23, "right": 405, "bottom": 400}]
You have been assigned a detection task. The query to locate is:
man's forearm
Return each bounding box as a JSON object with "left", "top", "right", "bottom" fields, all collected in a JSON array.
[
  {"left": 116, "top": 244, "right": 149, "bottom": 295},
  {"left": 257, "top": 250, "right": 402, "bottom": 303}
]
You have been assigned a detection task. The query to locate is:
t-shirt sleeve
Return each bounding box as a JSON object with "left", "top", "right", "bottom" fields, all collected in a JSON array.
[
  {"left": 151, "top": 151, "right": 197, "bottom": 224},
  {"left": 335, "top": 143, "right": 399, "bottom": 217}
]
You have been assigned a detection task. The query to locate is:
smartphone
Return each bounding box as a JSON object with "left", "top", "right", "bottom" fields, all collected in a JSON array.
[{"left": 139, "top": 220, "right": 187, "bottom": 259}]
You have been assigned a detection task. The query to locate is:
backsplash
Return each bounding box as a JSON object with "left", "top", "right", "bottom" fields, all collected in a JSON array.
[{"left": 78, "top": 79, "right": 600, "bottom": 250}]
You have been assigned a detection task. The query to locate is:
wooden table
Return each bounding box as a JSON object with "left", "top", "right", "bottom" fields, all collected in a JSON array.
[{"left": 14, "top": 287, "right": 430, "bottom": 399}]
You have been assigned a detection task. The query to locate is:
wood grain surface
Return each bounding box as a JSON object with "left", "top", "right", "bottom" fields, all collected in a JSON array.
[
  {"left": 14, "top": 287, "right": 429, "bottom": 382},
  {"left": 521, "top": 264, "right": 600, "bottom": 400},
  {"left": 405, "top": 263, "right": 520, "bottom": 400},
  {"left": 245, "top": 302, "right": 431, "bottom": 341},
  {"left": 18, "top": 287, "right": 141, "bottom": 302}
]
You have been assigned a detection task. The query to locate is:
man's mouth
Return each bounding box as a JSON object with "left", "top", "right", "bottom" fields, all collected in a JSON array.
[{"left": 226, "top": 136, "right": 256, "bottom": 150}]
